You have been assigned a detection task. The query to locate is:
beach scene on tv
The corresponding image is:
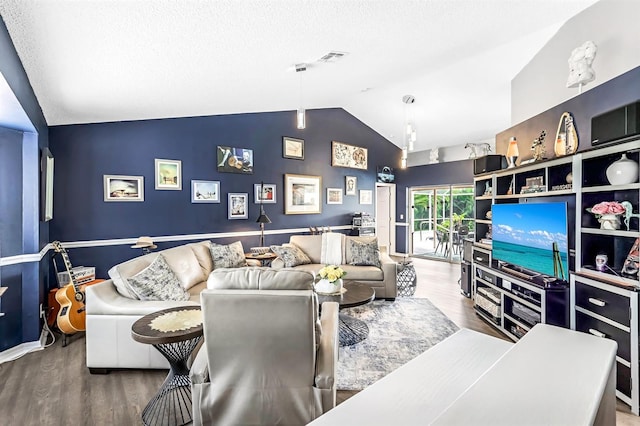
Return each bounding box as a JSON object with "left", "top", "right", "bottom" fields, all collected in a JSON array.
[{"left": 492, "top": 202, "right": 569, "bottom": 279}]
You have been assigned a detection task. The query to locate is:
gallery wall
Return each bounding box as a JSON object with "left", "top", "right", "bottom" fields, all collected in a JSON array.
[{"left": 48, "top": 108, "right": 401, "bottom": 279}]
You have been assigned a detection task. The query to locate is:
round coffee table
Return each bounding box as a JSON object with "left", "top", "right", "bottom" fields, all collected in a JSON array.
[
  {"left": 317, "top": 281, "right": 375, "bottom": 346},
  {"left": 131, "top": 306, "right": 203, "bottom": 426}
]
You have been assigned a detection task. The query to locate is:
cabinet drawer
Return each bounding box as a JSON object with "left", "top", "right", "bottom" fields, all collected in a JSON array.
[
  {"left": 575, "top": 281, "right": 630, "bottom": 327},
  {"left": 575, "top": 310, "right": 630, "bottom": 361},
  {"left": 473, "top": 249, "right": 490, "bottom": 266},
  {"left": 617, "top": 361, "right": 632, "bottom": 399}
]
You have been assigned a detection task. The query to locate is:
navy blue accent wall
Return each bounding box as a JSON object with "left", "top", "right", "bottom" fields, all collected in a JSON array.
[
  {"left": 0, "top": 16, "right": 50, "bottom": 351},
  {"left": 48, "top": 108, "right": 400, "bottom": 279},
  {"left": 392, "top": 159, "right": 474, "bottom": 253},
  {"left": 497, "top": 66, "right": 640, "bottom": 157}
]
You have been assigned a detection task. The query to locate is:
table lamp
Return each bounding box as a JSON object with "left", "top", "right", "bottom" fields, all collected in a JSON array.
[{"left": 506, "top": 137, "right": 519, "bottom": 168}]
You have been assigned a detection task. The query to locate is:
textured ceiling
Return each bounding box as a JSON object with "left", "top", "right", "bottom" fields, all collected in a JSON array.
[{"left": 0, "top": 0, "right": 598, "bottom": 152}]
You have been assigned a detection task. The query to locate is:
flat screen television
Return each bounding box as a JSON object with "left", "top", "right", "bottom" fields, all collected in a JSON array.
[{"left": 492, "top": 202, "right": 569, "bottom": 280}]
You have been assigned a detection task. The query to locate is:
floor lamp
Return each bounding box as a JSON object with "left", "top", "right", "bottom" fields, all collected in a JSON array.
[{"left": 256, "top": 182, "right": 271, "bottom": 248}]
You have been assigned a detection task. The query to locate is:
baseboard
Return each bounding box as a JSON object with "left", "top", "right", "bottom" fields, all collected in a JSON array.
[{"left": 0, "top": 339, "right": 43, "bottom": 365}]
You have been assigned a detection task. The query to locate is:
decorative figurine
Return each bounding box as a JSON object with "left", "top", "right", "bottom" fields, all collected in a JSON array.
[
  {"left": 531, "top": 130, "right": 547, "bottom": 162},
  {"left": 464, "top": 142, "right": 491, "bottom": 159},
  {"left": 567, "top": 41, "right": 597, "bottom": 92}
]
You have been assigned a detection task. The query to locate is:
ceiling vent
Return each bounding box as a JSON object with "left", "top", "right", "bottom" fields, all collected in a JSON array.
[{"left": 318, "top": 51, "right": 348, "bottom": 63}]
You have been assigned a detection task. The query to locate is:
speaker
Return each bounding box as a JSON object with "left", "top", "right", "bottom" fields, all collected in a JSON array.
[
  {"left": 460, "top": 261, "right": 471, "bottom": 298},
  {"left": 462, "top": 239, "right": 474, "bottom": 263},
  {"left": 474, "top": 155, "right": 505, "bottom": 175},
  {"left": 591, "top": 101, "right": 640, "bottom": 146}
]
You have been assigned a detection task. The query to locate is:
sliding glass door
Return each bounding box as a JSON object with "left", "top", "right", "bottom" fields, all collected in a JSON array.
[{"left": 410, "top": 185, "right": 474, "bottom": 262}]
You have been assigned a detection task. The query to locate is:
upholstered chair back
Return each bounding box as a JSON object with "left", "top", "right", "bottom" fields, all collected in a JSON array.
[{"left": 191, "top": 267, "right": 338, "bottom": 426}]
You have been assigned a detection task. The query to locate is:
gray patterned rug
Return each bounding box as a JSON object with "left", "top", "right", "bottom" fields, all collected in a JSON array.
[{"left": 336, "top": 298, "right": 459, "bottom": 390}]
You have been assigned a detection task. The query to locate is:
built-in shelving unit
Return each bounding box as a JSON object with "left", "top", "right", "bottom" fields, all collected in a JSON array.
[{"left": 472, "top": 138, "right": 640, "bottom": 415}]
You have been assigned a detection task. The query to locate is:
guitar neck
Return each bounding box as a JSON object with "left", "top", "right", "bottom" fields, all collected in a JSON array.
[{"left": 53, "top": 242, "right": 80, "bottom": 292}]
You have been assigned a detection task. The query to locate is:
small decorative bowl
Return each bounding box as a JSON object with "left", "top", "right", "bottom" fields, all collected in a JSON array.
[{"left": 250, "top": 246, "right": 271, "bottom": 255}]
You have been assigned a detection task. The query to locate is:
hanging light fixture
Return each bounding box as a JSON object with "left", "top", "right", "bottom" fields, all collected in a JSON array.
[
  {"left": 403, "top": 95, "right": 416, "bottom": 151},
  {"left": 401, "top": 146, "right": 408, "bottom": 169},
  {"left": 295, "top": 63, "right": 307, "bottom": 129}
]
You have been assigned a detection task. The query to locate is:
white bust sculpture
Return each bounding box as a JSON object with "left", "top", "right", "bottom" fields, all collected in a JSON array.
[
  {"left": 429, "top": 148, "right": 439, "bottom": 164},
  {"left": 567, "top": 41, "right": 597, "bottom": 88}
]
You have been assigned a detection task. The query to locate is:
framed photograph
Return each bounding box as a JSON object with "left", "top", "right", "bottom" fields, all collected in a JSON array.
[
  {"left": 217, "top": 146, "right": 254, "bottom": 174},
  {"left": 331, "top": 141, "right": 368, "bottom": 170},
  {"left": 104, "top": 175, "right": 144, "bottom": 202},
  {"left": 191, "top": 180, "right": 220, "bottom": 203},
  {"left": 283, "top": 137, "right": 304, "bottom": 160},
  {"left": 228, "top": 193, "right": 249, "bottom": 219},
  {"left": 359, "top": 189, "right": 373, "bottom": 205},
  {"left": 327, "top": 188, "right": 343, "bottom": 205},
  {"left": 345, "top": 176, "right": 357, "bottom": 195},
  {"left": 254, "top": 183, "right": 276, "bottom": 204},
  {"left": 155, "top": 159, "right": 182, "bottom": 190},
  {"left": 284, "top": 173, "right": 322, "bottom": 215}
]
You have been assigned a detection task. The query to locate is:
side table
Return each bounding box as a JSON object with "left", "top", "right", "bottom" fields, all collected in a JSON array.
[
  {"left": 244, "top": 252, "right": 277, "bottom": 267},
  {"left": 131, "top": 306, "right": 203, "bottom": 426},
  {"left": 396, "top": 261, "right": 417, "bottom": 297}
]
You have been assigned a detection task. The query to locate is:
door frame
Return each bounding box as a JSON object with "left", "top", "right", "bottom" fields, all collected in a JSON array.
[{"left": 375, "top": 182, "right": 396, "bottom": 255}]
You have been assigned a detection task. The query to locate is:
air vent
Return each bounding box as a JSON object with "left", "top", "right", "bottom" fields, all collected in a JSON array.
[{"left": 318, "top": 51, "right": 348, "bottom": 63}]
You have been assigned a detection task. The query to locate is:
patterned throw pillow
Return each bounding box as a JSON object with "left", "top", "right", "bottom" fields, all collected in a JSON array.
[
  {"left": 347, "top": 239, "right": 381, "bottom": 267},
  {"left": 209, "top": 241, "right": 247, "bottom": 269},
  {"left": 270, "top": 244, "right": 312, "bottom": 267},
  {"left": 126, "top": 254, "right": 190, "bottom": 301}
]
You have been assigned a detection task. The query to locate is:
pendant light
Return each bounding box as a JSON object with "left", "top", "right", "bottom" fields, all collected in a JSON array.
[
  {"left": 403, "top": 95, "right": 416, "bottom": 151},
  {"left": 296, "top": 63, "right": 307, "bottom": 129}
]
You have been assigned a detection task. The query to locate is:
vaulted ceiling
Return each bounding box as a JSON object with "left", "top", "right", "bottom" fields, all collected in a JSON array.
[{"left": 0, "top": 0, "right": 598, "bottom": 152}]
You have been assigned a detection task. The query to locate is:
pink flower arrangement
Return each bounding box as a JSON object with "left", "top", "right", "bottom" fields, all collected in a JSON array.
[{"left": 588, "top": 201, "right": 626, "bottom": 216}]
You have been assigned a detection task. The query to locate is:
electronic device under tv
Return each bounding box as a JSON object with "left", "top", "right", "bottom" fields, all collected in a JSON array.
[{"left": 492, "top": 202, "right": 569, "bottom": 283}]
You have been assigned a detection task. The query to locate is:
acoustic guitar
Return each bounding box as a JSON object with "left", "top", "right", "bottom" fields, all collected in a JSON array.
[{"left": 53, "top": 241, "right": 86, "bottom": 334}]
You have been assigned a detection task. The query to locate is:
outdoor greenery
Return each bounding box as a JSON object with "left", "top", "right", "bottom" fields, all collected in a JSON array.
[{"left": 412, "top": 187, "right": 474, "bottom": 232}]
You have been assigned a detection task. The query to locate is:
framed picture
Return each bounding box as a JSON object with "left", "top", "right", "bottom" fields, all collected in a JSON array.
[
  {"left": 254, "top": 183, "right": 276, "bottom": 204},
  {"left": 283, "top": 137, "right": 304, "bottom": 160},
  {"left": 359, "top": 189, "right": 373, "bottom": 205},
  {"left": 284, "top": 173, "right": 322, "bottom": 215},
  {"left": 327, "top": 188, "right": 343, "bottom": 205},
  {"left": 217, "top": 146, "right": 254, "bottom": 174},
  {"left": 155, "top": 159, "right": 182, "bottom": 190},
  {"left": 104, "top": 175, "right": 144, "bottom": 202},
  {"left": 228, "top": 193, "right": 249, "bottom": 219},
  {"left": 345, "top": 176, "right": 357, "bottom": 195},
  {"left": 40, "top": 147, "right": 54, "bottom": 221},
  {"left": 331, "top": 141, "right": 368, "bottom": 170},
  {"left": 191, "top": 180, "right": 220, "bottom": 203}
]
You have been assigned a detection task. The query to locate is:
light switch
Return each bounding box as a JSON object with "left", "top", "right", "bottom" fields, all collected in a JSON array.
[{"left": 400, "top": 214, "right": 404, "bottom": 220}]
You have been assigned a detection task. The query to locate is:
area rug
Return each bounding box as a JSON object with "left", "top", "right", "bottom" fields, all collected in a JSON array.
[{"left": 336, "top": 298, "right": 459, "bottom": 390}]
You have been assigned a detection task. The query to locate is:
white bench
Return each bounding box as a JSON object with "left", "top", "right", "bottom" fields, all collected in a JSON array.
[{"left": 310, "top": 324, "right": 617, "bottom": 425}]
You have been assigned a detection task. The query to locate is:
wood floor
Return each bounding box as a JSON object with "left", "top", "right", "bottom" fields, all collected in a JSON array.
[{"left": 0, "top": 256, "right": 636, "bottom": 424}]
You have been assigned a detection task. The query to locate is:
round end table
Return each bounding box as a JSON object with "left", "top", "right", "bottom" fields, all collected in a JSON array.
[{"left": 131, "top": 306, "right": 203, "bottom": 426}]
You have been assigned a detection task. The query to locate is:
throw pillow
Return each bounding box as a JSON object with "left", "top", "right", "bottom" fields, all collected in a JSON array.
[
  {"left": 347, "top": 238, "right": 381, "bottom": 267},
  {"left": 209, "top": 241, "right": 247, "bottom": 269},
  {"left": 126, "top": 254, "right": 190, "bottom": 301},
  {"left": 270, "top": 244, "right": 312, "bottom": 267}
]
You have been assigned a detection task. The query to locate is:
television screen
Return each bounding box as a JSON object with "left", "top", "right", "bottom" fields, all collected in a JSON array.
[
  {"left": 492, "top": 202, "right": 569, "bottom": 279},
  {"left": 377, "top": 166, "right": 394, "bottom": 183}
]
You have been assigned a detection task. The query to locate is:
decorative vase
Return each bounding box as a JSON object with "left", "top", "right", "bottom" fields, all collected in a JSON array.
[
  {"left": 598, "top": 214, "right": 621, "bottom": 230},
  {"left": 606, "top": 154, "right": 639, "bottom": 185},
  {"left": 315, "top": 278, "right": 343, "bottom": 294}
]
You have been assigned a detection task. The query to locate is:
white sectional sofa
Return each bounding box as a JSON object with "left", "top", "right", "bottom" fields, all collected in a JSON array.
[
  {"left": 85, "top": 240, "right": 213, "bottom": 372},
  {"left": 271, "top": 234, "right": 398, "bottom": 299}
]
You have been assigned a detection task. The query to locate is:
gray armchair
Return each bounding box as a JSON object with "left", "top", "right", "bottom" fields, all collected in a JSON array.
[{"left": 190, "top": 267, "right": 339, "bottom": 426}]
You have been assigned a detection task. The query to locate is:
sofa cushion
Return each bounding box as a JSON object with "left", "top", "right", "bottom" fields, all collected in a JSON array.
[
  {"left": 207, "top": 267, "right": 314, "bottom": 290},
  {"left": 346, "top": 237, "right": 381, "bottom": 268},
  {"left": 289, "top": 235, "right": 323, "bottom": 264},
  {"left": 126, "top": 254, "right": 190, "bottom": 301},
  {"left": 161, "top": 243, "right": 209, "bottom": 290},
  {"left": 209, "top": 241, "right": 247, "bottom": 269},
  {"left": 188, "top": 240, "right": 215, "bottom": 277},
  {"left": 270, "top": 244, "right": 312, "bottom": 267},
  {"left": 340, "top": 264, "right": 384, "bottom": 281}
]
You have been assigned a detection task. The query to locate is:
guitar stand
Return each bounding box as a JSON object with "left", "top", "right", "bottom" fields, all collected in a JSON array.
[{"left": 57, "top": 329, "right": 82, "bottom": 347}]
